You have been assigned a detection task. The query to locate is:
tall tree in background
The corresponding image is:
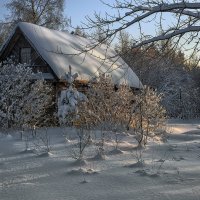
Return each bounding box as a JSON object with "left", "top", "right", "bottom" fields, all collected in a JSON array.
[
  {"left": 0, "top": 0, "right": 69, "bottom": 45},
  {"left": 92, "top": 26, "right": 108, "bottom": 44},
  {"left": 73, "top": 26, "right": 87, "bottom": 38},
  {"left": 114, "top": 30, "right": 200, "bottom": 118},
  {"left": 115, "top": 31, "right": 132, "bottom": 55}
]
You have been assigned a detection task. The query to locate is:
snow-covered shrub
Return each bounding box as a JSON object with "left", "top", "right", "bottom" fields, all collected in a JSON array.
[
  {"left": 0, "top": 59, "right": 32, "bottom": 129},
  {"left": 0, "top": 58, "right": 55, "bottom": 131},
  {"left": 78, "top": 75, "right": 134, "bottom": 131},
  {"left": 131, "top": 86, "right": 166, "bottom": 146},
  {"left": 77, "top": 75, "right": 134, "bottom": 155},
  {"left": 57, "top": 66, "right": 87, "bottom": 126},
  {"left": 58, "top": 86, "right": 87, "bottom": 126},
  {"left": 22, "top": 80, "right": 55, "bottom": 128}
]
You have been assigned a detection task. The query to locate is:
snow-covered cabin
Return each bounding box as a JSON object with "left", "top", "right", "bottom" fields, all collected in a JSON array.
[{"left": 0, "top": 22, "right": 142, "bottom": 93}]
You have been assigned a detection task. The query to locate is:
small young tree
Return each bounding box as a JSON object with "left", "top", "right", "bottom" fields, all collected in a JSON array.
[
  {"left": 70, "top": 128, "right": 91, "bottom": 160},
  {"left": 58, "top": 65, "right": 86, "bottom": 126},
  {"left": 131, "top": 86, "right": 166, "bottom": 147},
  {"left": 78, "top": 75, "right": 134, "bottom": 156},
  {"left": 58, "top": 66, "right": 90, "bottom": 161},
  {"left": 33, "top": 128, "right": 52, "bottom": 155}
]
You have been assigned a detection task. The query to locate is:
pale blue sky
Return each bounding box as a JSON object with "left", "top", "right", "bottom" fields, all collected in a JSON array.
[
  {"left": 65, "top": 0, "right": 113, "bottom": 26},
  {"left": 0, "top": 1, "right": 7, "bottom": 19},
  {"left": 0, "top": 0, "right": 115, "bottom": 24},
  {"left": 0, "top": 0, "right": 182, "bottom": 51},
  {"left": 0, "top": 0, "right": 159, "bottom": 37},
  {"left": 65, "top": 0, "right": 164, "bottom": 38}
]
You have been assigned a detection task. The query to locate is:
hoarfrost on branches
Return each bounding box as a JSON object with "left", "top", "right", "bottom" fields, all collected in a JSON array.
[
  {"left": 0, "top": 58, "right": 55, "bottom": 130},
  {"left": 131, "top": 86, "right": 166, "bottom": 146}
]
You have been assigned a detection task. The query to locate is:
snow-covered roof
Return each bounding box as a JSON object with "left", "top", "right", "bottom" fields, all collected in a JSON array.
[{"left": 1, "top": 22, "right": 142, "bottom": 88}]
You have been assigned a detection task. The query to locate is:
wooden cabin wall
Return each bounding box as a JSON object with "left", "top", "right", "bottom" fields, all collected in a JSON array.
[
  {"left": 9, "top": 34, "right": 51, "bottom": 73},
  {"left": 55, "top": 80, "right": 89, "bottom": 97},
  {"left": 0, "top": 29, "right": 56, "bottom": 78}
]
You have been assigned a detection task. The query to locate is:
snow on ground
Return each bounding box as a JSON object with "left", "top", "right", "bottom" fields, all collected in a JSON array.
[{"left": 1, "top": 120, "right": 200, "bottom": 200}]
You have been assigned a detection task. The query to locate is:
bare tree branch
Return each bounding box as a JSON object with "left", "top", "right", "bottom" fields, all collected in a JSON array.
[
  {"left": 134, "top": 26, "right": 200, "bottom": 47},
  {"left": 83, "top": 0, "right": 200, "bottom": 58}
]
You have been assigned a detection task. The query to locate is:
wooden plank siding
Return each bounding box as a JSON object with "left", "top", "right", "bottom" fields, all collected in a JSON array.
[{"left": 0, "top": 28, "right": 56, "bottom": 77}]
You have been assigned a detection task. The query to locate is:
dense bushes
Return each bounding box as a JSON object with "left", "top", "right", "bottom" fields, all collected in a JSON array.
[{"left": 0, "top": 59, "right": 56, "bottom": 131}]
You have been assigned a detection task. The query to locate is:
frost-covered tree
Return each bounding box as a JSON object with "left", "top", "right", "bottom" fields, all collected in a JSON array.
[
  {"left": 89, "top": 26, "right": 108, "bottom": 44},
  {"left": 160, "top": 66, "right": 200, "bottom": 118},
  {"left": 78, "top": 76, "right": 166, "bottom": 149},
  {"left": 57, "top": 66, "right": 90, "bottom": 161},
  {"left": 0, "top": 0, "right": 69, "bottom": 45},
  {"left": 77, "top": 75, "right": 134, "bottom": 156},
  {"left": 115, "top": 32, "right": 200, "bottom": 118},
  {"left": 78, "top": 75, "right": 134, "bottom": 131},
  {"left": 115, "top": 31, "right": 133, "bottom": 56},
  {"left": 0, "top": 59, "right": 32, "bottom": 129},
  {"left": 6, "top": 0, "right": 67, "bottom": 28},
  {"left": 57, "top": 65, "right": 87, "bottom": 126},
  {"left": 0, "top": 59, "right": 55, "bottom": 131},
  {"left": 22, "top": 80, "right": 55, "bottom": 128},
  {"left": 131, "top": 86, "right": 166, "bottom": 146},
  {"left": 58, "top": 86, "right": 84, "bottom": 126}
]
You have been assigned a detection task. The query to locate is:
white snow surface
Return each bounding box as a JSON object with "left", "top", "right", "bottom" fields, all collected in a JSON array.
[
  {"left": 1, "top": 120, "right": 200, "bottom": 199},
  {"left": 2, "top": 22, "right": 142, "bottom": 88}
]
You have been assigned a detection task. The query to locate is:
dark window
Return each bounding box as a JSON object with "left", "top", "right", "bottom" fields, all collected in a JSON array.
[{"left": 20, "top": 48, "right": 31, "bottom": 64}]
